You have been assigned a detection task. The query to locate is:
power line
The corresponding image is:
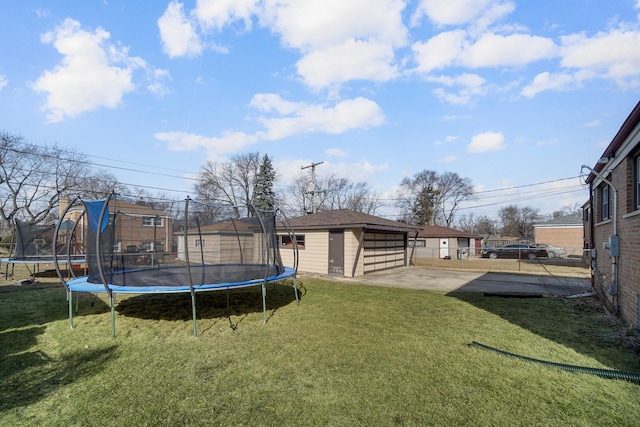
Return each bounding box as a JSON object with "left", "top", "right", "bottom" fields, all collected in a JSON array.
[{"left": 2, "top": 138, "right": 589, "bottom": 212}]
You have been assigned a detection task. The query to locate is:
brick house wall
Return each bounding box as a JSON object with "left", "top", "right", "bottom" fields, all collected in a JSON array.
[
  {"left": 586, "top": 101, "right": 640, "bottom": 329},
  {"left": 534, "top": 227, "right": 583, "bottom": 256}
]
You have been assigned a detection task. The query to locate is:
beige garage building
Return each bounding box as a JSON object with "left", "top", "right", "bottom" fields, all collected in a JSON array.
[{"left": 278, "top": 209, "right": 420, "bottom": 278}]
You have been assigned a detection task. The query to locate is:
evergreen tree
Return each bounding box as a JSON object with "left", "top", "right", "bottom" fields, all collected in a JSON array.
[{"left": 252, "top": 154, "right": 276, "bottom": 211}]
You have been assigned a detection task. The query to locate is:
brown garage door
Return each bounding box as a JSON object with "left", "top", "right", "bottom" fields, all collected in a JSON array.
[{"left": 363, "top": 232, "right": 406, "bottom": 273}]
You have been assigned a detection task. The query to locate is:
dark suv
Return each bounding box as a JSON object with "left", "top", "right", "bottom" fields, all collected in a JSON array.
[{"left": 481, "top": 244, "right": 548, "bottom": 260}]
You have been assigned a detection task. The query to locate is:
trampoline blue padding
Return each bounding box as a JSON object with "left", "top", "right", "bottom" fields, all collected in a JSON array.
[{"left": 67, "top": 265, "right": 296, "bottom": 294}]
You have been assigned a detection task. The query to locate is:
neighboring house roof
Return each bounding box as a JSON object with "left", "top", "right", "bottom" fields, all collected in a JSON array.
[
  {"left": 110, "top": 199, "right": 172, "bottom": 217},
  {"left": 64, "top": 198, "right": 171, "bottom": 218},
  {"left": 282, "top": 209, "right": 420, "bottom": 233},
  {"left": 534, "top": 212, "right": 583, "bottom": 228},
  {"left": 417, "top": 225, "right": 479, "bottom": 239}
]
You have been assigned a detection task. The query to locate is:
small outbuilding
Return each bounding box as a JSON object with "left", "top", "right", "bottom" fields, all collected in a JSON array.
[
  {"left": 412, "top": 225, "right": 480, "bottom": 259},
  {"left": 278, "top": 209, "right": 420, "bottom": 277}
]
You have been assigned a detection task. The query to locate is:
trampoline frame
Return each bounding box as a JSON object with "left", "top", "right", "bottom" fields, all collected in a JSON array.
[{"left": 55, "top": 194, "right": 300, "bottom": 337}]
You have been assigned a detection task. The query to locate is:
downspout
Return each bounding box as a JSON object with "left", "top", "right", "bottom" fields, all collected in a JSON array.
[{"left": 582, "top": 165, "right": 619, "bottom": 313}]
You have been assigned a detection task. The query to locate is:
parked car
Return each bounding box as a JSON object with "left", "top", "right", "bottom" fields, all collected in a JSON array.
[
  {"left": 481, "top": 243, "right": 548, "bottom": 260},
  {"left": 534, "top": 243, "right": 566, "bottom": 259}
]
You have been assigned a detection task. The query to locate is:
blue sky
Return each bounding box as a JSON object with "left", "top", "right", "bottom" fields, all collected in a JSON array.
[{"left": 1, "top": 1, "right": 640, "bottom": 221}]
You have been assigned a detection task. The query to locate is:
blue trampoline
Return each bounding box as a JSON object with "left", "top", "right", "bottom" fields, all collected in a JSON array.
[{"left": 55, "top": 194, "right": 299, "bottom": 337}]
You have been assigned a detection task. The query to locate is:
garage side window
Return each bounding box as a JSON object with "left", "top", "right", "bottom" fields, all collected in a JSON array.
[{"left": 280, "top": 234, "right": 305, "bottom": 249}]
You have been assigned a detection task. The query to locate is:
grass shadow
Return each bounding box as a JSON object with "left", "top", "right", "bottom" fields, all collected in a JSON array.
[
  {"left": 115, "top": 281, "right": 300, "bottom": 322},
  {"left": 0, "top": 338, "right": 118, "bottom": 412},
  {"left": 446, "top": 273, "right": 636, "bottom": 372},
  {"left": 1, "top": 282, "right": 81, "bottom": 332}
]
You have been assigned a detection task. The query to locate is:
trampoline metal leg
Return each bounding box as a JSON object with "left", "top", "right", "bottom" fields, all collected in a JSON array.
[
  {"left": 293, "top": 278, "right": 299, "bottom": 306},
  {"left": 110, "top": 294, "right": 116, "bottom": 338},
  {"left": 191, "top": 291, "right": 197, "bottom": 337},
  {"left": 68, "top": 290, "right": 74, "bottom": 329},
  {"left": 262, "top": 283, "right": 267, "bottom": 324}
]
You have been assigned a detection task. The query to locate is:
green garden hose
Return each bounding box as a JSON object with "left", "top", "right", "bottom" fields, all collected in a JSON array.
[{"left": 471, "top": 341, "right": 640, "bottom": 384}]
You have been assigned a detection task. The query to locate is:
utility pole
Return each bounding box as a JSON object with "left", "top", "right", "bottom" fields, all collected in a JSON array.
[{"left": 301, "top": 161, "right": 324, "bottom": 214}]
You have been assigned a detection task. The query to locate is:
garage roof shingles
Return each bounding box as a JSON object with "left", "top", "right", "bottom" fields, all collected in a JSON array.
[{"left": 283, "top": 209, "right": 420, "bottom": 233}]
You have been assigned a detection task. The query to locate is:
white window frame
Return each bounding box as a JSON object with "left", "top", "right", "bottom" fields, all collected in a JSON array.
[
  {"left": 601, "top": 184, "right": 610, "bottom": 220},
  {"left": 142, "top": 216, "right": 163, "bottom": 227}
]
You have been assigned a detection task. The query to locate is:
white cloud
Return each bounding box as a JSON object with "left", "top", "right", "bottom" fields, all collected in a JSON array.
[
  {"left": 324, "top": 160, "right": 389, "bottom": 183},
  {"left": 560, "top": 28, "right": 640, "bottom": 88},
  {"left": 296, "top": 39, "right": 399, "bottom": 89},
  {"left": 411, "top": 30, "right": 467, "bottom": 73},
  {"left": 520, "top": 71, "right": 577, "bottom": 98},
  {"left": 325, "top": 148, "right": 348, "bottom": 158},
  {"left": 412, "top": 31, "right": 557, "bottom": 73},
  {"left": 440, "top": 154, "right": 458, "bottom": 163},
  {"left": 467, "top": 131, "right": 506, "bottom": 153},
  {"left": 0, "top": 75, "right": 7, "bottom": 91},
  {"left": 461, "top": 33, "right": 558, "bottom": 67},
  {"left": 32, "top": 19, "right": 136, "bottom": 122},
  {"left": 194, "top": 0, "right": 259, "bottom": 31},
  {"left": 165, "top": 0, "right": 408, "bottom": 89},
  {"left": 251, "top": 94, "right": 385, "bottom": 140},
  {"left": 411, "top": 0, "right": 514, "bottom": 29},
  {"left": 155, "top": 130, "right": 259, "bottom": 161},
  {"left": 146, "top": 69, "right": 172, "bottom": 97},
  {"left": 158, "top": 1, "right": 202, "bottom": 58},
  {"left": 582, "top": 119, "right": 600, "bottom": 128},
  {"left": 32, "top": 18, "right": 169, "bottom": 122},
  {"left": 260, "top": 0, "right": 407, "bottom": 50},
  {"left": 429, "top": 73, "right": 488, "bottom": 105},
  {"left": 157, "top": 94, "right": 385, "bottom": 160},
  {"left": 259, "top": 0, "right": 408, "bottom": 89}
]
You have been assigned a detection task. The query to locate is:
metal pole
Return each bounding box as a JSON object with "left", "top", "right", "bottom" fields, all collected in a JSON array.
[{"left": 301, "top": 161, "right": 324, "bottom": 214}]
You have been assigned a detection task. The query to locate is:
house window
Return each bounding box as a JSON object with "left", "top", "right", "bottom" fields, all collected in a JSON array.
[
  {"left": 601, "top": 184, "right": 610, "bottom": 221},
  {"left": 280, "top": 234, "right": 305, "bottom": 249},
  {"left": 142, "top": 216, "right": 163, "bottom": 227},
  {"left": 194, "top": 239, "right": 205, "bottom": 248},
  {"left": 583, "top": 206, "right": 589, "bottom": 222}
]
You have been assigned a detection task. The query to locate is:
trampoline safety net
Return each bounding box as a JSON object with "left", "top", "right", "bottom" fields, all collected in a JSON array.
[{"left": 81, "top": 194, "right": 286, "bottom": 288}]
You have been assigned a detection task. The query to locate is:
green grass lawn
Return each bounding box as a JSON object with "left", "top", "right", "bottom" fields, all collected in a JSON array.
[{"left": 1, "top": 276, "right": 639, "bottom": 426}]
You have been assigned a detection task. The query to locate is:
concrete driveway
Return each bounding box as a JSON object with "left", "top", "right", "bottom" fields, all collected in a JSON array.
[{"left": 332, "top": 266, "right": 591, "bottom": 296}]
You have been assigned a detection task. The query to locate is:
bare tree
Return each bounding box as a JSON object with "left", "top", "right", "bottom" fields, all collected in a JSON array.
[
  {"left": 0, "top": 132, "right": 92, "bottom": 229},
  {"left": 455, "top": 212, "right": 496, "bottom": 236},
  {"left": 434, "top": 172, "right": 475, "bottom": 226},
  {"left": 283, "top": 173, "right": 381, "bottom": 216},
  {"left": 498, "top": 205, "right": 541, "bottom": 237},
  {"left": 397, "top": 169, "right": 475, "bottom": 226},
  {"left": 193, "top": 152, "right": 263, "bottom": 217},
  {"left": 550, "top": 203, "right": 582, "bottom": 220},
  {"left": 71, "top": 169, "right": 126, "bottom": 200}
]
